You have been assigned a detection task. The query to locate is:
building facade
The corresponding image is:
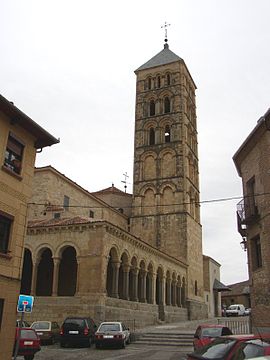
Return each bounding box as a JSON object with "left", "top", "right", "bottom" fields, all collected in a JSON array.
[
  {"left": 234, "top": 108, "right": 270, "bottom": 333},
  {"left": 0, "top": 94, "right": 58, "bottom": 359},
  {"left": 21, "top": 42, "right": 208, "bottom": 328}
]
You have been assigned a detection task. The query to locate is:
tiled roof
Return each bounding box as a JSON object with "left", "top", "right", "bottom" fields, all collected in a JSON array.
[
  {"left": 135, "top": 43, "right": 182, "bottom": 72},
  {"left": 213, "top": 279, "right": 231, "bottom": 292},
  {"left": 222, "top": 280, "right": 250, "bottom": 297},
  {"left": 92, "top": 185, "right": 132, "bottom": 196},
  {"left": 28, "top": 216, "right": 99, "bottom": 228}
]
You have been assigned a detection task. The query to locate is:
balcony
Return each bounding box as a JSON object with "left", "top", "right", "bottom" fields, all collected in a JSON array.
[{"left": 236, "top": 197, "right": 259, "bottom": 235}]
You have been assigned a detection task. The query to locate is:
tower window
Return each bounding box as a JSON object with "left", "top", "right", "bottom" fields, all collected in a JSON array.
[
  {"left": 54, "top": 212, "right": 61, "bottom": 219},
  {"left": 166, "top": 74, "right": 171, "bottom": 86},
  {"left": 149, "top": 100, "right": 156, "bottom": 116},
  {"left": 164, "top": 97, "right": 171, "bottom": 113},
  {"left": 148, "top": 77, "right": 152, "bottom": 90},
  {"left": 165, "top": 125, "right": 171, "bottom": 143},
  {"left": 149, "top": 128, "right": 155, "bottom": 145},
  {"left": 89, "top": 210, "right": 94, "bottom": 218},
  {"left": 157, "top": 76, "right": 161, "bottom": 88},
  {"left": 195, "top": 280, "right": 198, "bottom": 296}
]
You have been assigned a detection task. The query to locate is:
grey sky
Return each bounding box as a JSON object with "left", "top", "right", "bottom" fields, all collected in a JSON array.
[{"left": 1, "top": 0, "right": 269, "bottom": 284}]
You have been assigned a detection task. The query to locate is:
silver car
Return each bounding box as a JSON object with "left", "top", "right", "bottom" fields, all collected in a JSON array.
[{"left": 95, "top": 321, "right": 131, "bottom": 349}]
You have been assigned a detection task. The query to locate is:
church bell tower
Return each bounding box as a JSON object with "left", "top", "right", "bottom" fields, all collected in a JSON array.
[{"left": 130, "top": 38, "right": 203, "bottom": 297}]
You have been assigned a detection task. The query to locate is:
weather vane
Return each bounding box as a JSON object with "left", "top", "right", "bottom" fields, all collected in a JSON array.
[{"left": 161, "top": 21, "right": 171, "bottom": 43}]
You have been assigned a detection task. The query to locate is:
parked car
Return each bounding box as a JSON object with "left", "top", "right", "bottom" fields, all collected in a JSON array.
[
  {"left": 226, "top": 304, "right": 245, "bottom": 316},
  {"left": 187, "top": 334, "right": 270, "bottom": 360},
  {"left": 31, "top": 321, "right": 60, "bottom": 344},
  {"left": 60, "top": 317, "right": 97, "bottom": 347},
  {"left": 193, "top": 324, "right": 233, "bottom": 350},
  {"left": 13, "top": 327, "right": 41, "bottom": 360},
  {"left": 95, "top": 321, "right": 131, "bottom": 349}
]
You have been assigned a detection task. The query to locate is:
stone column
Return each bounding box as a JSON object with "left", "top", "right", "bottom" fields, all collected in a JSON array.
[
  {"left": 111, "top": 261, "right": 120, "bottom": 298},
  {"left": 132, "top": 267, "right": 139, "bottom": 302},
  {"left": 172, "top": 281, "right": 177, "bottom": 306},
  {"left": 151, "top": 272, "right": 156, "bottom": 304},
  {"left": 140, "top": 270, "right": 147, "bottom": 303},
  {"left": 122, "top": 264, "right": 130, "bottom": 300},
  {"left": 31, "top": 257, "right": 40, "bottom": 296},
  {"left": 166, "top": 278, "right": 172, "bottom": 305},
  {"left": 75, "top": 257, "right": 82, "bottom": 295},
  {"left": 52, "top": 257, "right": 61, "bottom": 296}
]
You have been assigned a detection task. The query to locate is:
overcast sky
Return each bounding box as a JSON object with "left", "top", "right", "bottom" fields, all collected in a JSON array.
[{"left": 1, "top": 0, "right": 269, "bottom": 285}]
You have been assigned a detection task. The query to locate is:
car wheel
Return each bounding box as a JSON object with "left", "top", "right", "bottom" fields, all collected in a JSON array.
[
  {"left": 127, "top": 336, "right": 131, "bottom": 344},
  {"left": 50, "top": 336, "right": 55, "bottom": 345},
  {"left": 88, "top": 337, "right": 92, "bottom": 348},
  {"left": 60, "top": 341, "right": 66, "bottom": 348},
  {"left": 24, "top": 356, "right": 34, "bottom": 360},
  {"left": 122, "top": 340, "right": 126, "bottom": 349},
  {"left": 95, "top": 343, "right": 100, "bottom": 349}
]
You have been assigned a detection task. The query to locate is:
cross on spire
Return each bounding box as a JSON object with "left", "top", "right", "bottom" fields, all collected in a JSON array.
[{"left": 161, "top": 21, "right": 171, "bottom": 43}]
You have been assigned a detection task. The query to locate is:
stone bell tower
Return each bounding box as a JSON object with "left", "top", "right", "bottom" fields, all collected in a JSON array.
[{"left": 130, "top": 38, "right": 204, "bottom": 300}]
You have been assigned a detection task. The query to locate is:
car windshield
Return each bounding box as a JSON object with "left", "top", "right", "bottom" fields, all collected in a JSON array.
[
  {"left": 64, "top": 319, "right": 85, "bottom": 327},
  {"left": 99, "top": 323, "right": 121, "bottom": 332},
  {"left": 21, "top": 330, "right": 38, "bottom": 340},
  {"left": 31, "top": 321, "right": 50, "bottom": 330},
  {"left": 228, "top": 305, "right": 238, "bottom": 310},
  {"left": 201, "top": 328, "right": 222, "bottom": 338},
  {"left": 193, "top": 338, "right": 236, "bottom": 359}
]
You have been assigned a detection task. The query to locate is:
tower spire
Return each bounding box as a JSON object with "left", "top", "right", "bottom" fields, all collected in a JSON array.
[{"left": 161, "top": 21, "right": 171, "bottom": 47}]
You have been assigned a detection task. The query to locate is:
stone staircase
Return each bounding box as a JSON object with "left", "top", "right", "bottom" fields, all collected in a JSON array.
[{"left": 135, "top": 331, "right": 194, "bottom": 349}]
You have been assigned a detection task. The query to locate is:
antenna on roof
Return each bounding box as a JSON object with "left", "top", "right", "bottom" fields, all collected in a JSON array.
[
  {"left": 121, "top": 172, "right": 129, "bottom": 193},
  {"left": 161, "top": 21, "right": 171, "bottom": 44}
]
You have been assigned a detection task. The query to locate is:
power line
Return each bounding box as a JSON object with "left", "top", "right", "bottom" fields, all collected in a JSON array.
[{"left": 27, "top": 191, "right": 270, "bottom": 210}]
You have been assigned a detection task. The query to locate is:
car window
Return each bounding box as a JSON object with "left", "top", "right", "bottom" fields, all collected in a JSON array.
[
  {"left": 21, "top": 330, "right": 38, "bottom": 340},
  {"left": 222, "top": 327, "right": 233, "bottom": 336},
  {"left": 99, "top": 323, "right": 120, "bottom": 332},
  {"left": 64, "top": 319, "right": 85, "bottom": 327},
  {"left": 31, "top": 322, "right": 50, "bottom": 330},
  {"left": 202, "top": 328, "right": 222, "bottom": 337},
  {"left": 231, "top": 343, "right": 264, "bottom": 360},
  {"left": 194, "top": 338, "right": 236, "bottom": 358}
]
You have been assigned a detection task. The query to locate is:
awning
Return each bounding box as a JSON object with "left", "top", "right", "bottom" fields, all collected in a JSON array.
[{"left": 213, "top": 279, "right": 231, "bottom": 292}]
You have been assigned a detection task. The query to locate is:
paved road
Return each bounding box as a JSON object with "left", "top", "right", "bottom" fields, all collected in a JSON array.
[{"left": 34, "top": 343, "right": 189, "bottom": 360}]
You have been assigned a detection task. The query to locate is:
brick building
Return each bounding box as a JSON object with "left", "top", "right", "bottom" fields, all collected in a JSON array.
[
  {"left": 234, "top": 108, "right": 270, "bottom": 332},
  {"left": 0, "top": 94, "right": 58, "bottom": 359}
]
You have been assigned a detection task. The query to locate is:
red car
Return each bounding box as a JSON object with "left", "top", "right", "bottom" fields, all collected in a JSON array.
[
  {"left": 188, "top": 334, "right": 270, "bottom": 360},
  {"left": 193, "top": 324, "right": 233, "bottom": 350},
  {"left": 13, "top": 327, "right": 41, "bottom": 360}
]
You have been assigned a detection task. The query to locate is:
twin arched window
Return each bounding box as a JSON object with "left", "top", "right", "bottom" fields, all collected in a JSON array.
[
  {"left": 164, "top": 97, "right": 170, "bottom": 113},
  {"left": 148, "top": 125, "right": 171, "bottom": 145},
  {"left": 149, "top": 97, "right": 171, "bottom": 117},
  {"left": 149, "top": 100, "right": 155, "bottom": 116}
]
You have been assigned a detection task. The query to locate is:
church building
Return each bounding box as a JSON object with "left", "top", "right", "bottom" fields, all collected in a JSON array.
[{"left": 21, "top": 40, "right": 209, "bottom": 327}]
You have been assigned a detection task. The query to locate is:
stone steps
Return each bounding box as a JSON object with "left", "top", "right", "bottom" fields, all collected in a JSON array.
[{"left": 135, "top": 331, "right": 194, "bottom": 347}]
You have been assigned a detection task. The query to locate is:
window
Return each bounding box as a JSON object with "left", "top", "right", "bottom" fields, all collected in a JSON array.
[
  {"left": 54, "top": 213, "right": 60, "bottom": 219},
  {"left": 4, "top": 133, "right": 24, "bottom": 175},
  {"left": 148, "top": 77, "right": 152, "bottom": 90},
  {"left": 165, "top": 125, "right": 171, "bottom": 142},
  {"left": 63, "top": 195, "right": 70, "bottom": 210},
  {"left": 164, "top": 97, "right": 170, "bottom": 113},
  {"left": 157, "top": 76, "right": 161, "bottom": 88},
  {"left": 166, "top": 74, "right": 171, "bottom": 86},
  {"left": 0, "top": 299, "right": 4, "bottom": 329},
  {"left": 89, "top": 210, "right": 94, "bottom": 218},
  {"left": 149, "top": 100, "right": 155, "bottom": 116},
  {"left": 149, "top": 128, "right": 155, "bottom": 145},
  {"left": 0, "top": 213, "right": 13, "bottom": 254},
  {"left": 195, "top": 280, "right": 198, "bottom": 296},
  {"left": 246, "top": 177, "right": 257, "bottom": 218},
  {"left": 251, "top": 235, "right": 262, "bottom": 270}
]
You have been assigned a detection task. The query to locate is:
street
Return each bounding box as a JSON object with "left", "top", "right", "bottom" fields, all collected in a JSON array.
[{"left": 33, "top": 343, "right": 189, "bottom": 360}]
